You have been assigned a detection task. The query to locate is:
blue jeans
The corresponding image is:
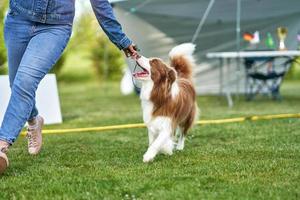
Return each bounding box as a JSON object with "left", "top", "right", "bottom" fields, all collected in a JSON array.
[{"left": 0, "top": 13, "right": 72, "bottom": 144}]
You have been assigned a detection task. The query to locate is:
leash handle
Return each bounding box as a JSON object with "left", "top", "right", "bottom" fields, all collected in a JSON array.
[
  {"left": 133, "top": 44, "right": 140, "bottom": 52},
  {"left": 133, "top": 45, "right": 142, "bottom": 59},
  {"left": 124, "top": 44, "right": 141, "bottom": 58},
  {"left": 127, "top": 44, "right": 142, "bottom": 90}
]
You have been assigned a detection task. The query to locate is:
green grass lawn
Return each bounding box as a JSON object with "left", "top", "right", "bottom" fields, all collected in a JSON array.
[{"left": 0, "top": 81, "right": 299, "bottom": 200}]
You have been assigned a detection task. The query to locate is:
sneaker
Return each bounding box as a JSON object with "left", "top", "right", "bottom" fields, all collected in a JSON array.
[
  {"left": 0, "top": 142, "right": 9, "bottom": 175},
  {"left": 27, "top": 116, "right": 44, "bottom": 155}
]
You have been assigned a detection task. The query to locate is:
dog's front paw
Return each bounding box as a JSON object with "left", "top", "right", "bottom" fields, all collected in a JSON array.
[
  {"left": 143, "top": 150, "right": 156, "bottom": 163},
  {"left": 160, "top": 139, "right": 174, "bottom": 155}
]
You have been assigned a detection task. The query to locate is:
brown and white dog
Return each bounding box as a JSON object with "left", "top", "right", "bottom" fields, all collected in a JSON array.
[{"left": 133, "top": 43, "right": 198, "bottom": 163}]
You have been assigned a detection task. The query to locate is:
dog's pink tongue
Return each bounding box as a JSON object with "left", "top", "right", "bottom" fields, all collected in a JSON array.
[{"left": 135, "top": 71, "right": 148, "bottom": 77}]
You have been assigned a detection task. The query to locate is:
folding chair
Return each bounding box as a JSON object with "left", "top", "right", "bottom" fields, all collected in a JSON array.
[{"left": 244, "top": 57, "right": 294, "bottom": 101}]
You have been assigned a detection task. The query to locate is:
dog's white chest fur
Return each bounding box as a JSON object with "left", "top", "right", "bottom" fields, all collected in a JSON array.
[
  {"left": 140, "top": 81, "right": 154, "bottom": 124},
  {"left": 141, "top": 100, "right": 153, "bottom": 124}
]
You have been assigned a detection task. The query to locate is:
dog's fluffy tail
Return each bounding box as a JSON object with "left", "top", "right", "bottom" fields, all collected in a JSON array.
[{"left": 169, "top": 43, "right": 196, "bottom": 80}]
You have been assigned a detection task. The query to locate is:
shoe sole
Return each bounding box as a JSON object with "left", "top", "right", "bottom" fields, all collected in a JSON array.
[{"left": 0, "top": 152, "right": 8, "bottom": 175}]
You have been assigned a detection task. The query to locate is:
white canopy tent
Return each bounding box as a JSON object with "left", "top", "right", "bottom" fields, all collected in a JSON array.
[{"left": 113, "top": 0, "right": 300, "bottom": 94}]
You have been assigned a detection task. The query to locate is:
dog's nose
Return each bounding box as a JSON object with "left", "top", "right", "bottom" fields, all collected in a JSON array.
[
  {"left": 136, "top": 56, "right": 146, "bottom": 65},
  {"left": 135, "top": 54, "right": 142, "bottom": 59},
  {"left": 137, "top": 55, "right": 144, "bottom": 60},
  {"left": 136, "top": 55, "right": 144, "bottom": 62}
]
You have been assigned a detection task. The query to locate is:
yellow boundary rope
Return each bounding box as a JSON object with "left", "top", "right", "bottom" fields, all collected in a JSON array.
[{"left": 20, "top": 113, "right": 300, "bottom": 136}]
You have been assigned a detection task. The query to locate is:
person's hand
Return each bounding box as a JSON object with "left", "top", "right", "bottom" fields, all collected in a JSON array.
[{"left": 123, "top": 44, "right": 139, "bottom": 59}]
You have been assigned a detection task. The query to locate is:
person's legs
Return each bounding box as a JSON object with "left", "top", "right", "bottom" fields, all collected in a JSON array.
[
  {"left": 0, "top": 20, "right": 72, "bottom": 145},
  {"left": 0, "top": 14, "right": 31, "bottom": 147},
  {"left": 0, "top": 14, "right": 71, "bottom": 174},
  {"left": 4, "top": 14, "right": 39, "bottom": 123}
]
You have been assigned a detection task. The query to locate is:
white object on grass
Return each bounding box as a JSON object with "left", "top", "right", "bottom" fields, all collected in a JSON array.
[
  {"left": 120, "top": 67, "right": 134, "bottom": 95},
  {"left": 0, "top": 74, "right": 62, "bottom": 125}
]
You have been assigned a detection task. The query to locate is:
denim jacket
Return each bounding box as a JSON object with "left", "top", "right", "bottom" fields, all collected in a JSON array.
[{"left": 9, "top": 0, "right": 132, "bottom": 49}]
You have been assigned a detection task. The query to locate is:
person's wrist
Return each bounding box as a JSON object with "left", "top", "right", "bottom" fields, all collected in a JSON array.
[{"left": 119, "top": 36, "right": 132, "bottom": 50}]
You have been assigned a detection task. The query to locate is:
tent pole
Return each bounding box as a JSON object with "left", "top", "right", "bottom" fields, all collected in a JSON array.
[
  {"left": 191, "top": 0, "right": 215, "bottom": 43},
  {"left": 236, "top": 0, "right": 241, "bottom": 51},
  {"left": 236, "top": 0, "right": 241, "bottom": 99}
]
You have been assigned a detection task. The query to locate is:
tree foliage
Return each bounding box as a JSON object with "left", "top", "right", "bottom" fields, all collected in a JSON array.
[
  {"left": 90, "top": 31, "right": 124, "bottom": 81},
  {"left": 72, "top": 13, "right": 124, "bottom": 81}
]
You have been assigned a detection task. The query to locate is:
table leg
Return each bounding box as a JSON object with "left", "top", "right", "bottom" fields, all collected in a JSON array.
[
  {"left": 226, "top": 58, "right": 233, "bottom": 107},
  {"left": 236, "top": 57, "right": 241, "bottom": 100},
  {"left": 219, "top": 58, "right": 224, "bottom": 95}
]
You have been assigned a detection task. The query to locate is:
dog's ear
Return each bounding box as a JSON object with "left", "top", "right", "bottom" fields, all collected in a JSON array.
[
  {"left": 150, "top": 67, "right": 161, "bottom": 83},
  {"left": 150, "top": 59, "right": 166, "bottom": 83},
  {"left": 168, "top": 69, "right": 176, "bottom": 83}
]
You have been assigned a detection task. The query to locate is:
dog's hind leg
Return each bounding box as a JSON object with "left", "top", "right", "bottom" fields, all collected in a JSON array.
[
  {"left": 176, "top": 105, "right": 197, "bottom": 151},
  {"left": 176, "top": 128, "right": 185, "bottom": 151}
]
